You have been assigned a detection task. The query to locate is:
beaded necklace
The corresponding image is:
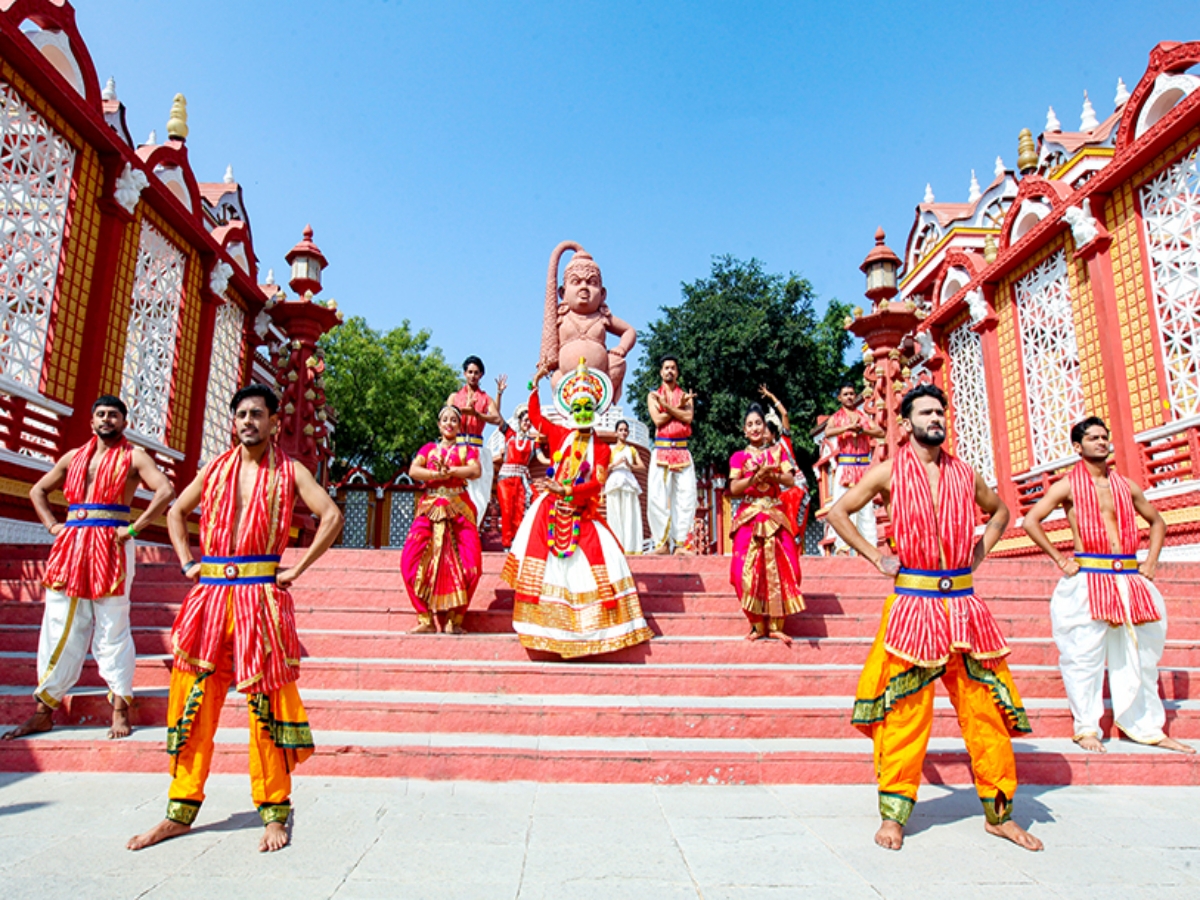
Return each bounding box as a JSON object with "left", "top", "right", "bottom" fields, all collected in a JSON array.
[{"left": 545, "top": 432, "right": 592, "bottom": 558}]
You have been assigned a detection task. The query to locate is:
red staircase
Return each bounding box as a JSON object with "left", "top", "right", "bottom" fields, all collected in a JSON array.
[{"left": 2, "top": 547, "right": 1199, "bottom": 785}]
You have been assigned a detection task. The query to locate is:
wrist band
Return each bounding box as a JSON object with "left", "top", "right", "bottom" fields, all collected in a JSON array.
[
  {"left": 526, "top": 380, "right": 535, "bottom": 391},
  {"left": 127, "top": 525, "right": 139, "bottom": 539},
  {"left": 181, "top": 561, "right": 198, "bottom": 576}
]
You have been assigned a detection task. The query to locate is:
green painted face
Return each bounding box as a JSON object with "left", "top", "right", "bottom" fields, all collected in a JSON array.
[{"left": 570, "top": 396, "right": 596, "bottom": 427}]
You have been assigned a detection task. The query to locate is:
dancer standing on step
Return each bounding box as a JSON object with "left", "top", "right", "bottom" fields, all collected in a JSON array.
[
  {"left": 825, "top": 383, "right": 884, "bottom": 554},
  {"left": 604, "top": 419, "right": 645, "bottom": 554},
  {"left": 402, "top": 406, "right": 483, "bottom": 634},
  {"left": 759, "top": 384, "right": 808, "bottom": 542},
  {"left": 1023, "top": 416, "right": 1193, "bottom": 755},
  {"left": 728, "top": 403, "right": 804, "bottom": 643},
  {"left": 3, "top": 395, "right": 174, "bottom": 742},
  {"left": 128, "top": 385, "right": 343, "bottom": 853},
  {"left": 503, "top": 359, "right": 653, "bottom": 658},
  {"left": 496, "top": 404, "right": 539, "bottom": 551},
  {"left": 646, "top": 355, "right": 697, "bottom": 555},
  {"left": 827, "top": 384, "right": 1042, "bottom": 853},
  {"left": 447, "top": 356, "right": 505, "bottom": 523}
]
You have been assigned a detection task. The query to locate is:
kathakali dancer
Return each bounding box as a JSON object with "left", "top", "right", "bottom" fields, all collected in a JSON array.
[
  {"left": 128, "top": 385, "right": 343, "bottom": 853},
  {"left": 502, "top": 360, "right": 653, "bottom": 658},
  {"left": 3, "top": 395, "right": 174, "bottom": 742},
  {"left": 646, "top": 355, "right": 697, "bottom": 554},
  {"left": 447, "top": 357, "right": 506, "bottom": 523},
  {"left": 604, "top": 419, "right": 645, "bottom": 554},
  {"left": 1023, "top": 416, "right": 1192, "bottom": 754},
  {"left": 828, "top": 385, "right": 1041, "bottom": 852},
  {"left": 402, "top": 406, "right": 483, "bottom": 634},
  {"left": 728, "top": 403, "right": 805, "bottom": 643},
  {"left": 496, "top": 404, "right": 539, "bottom": 550},
  {"left": 824, "top": 383, "right": 884, "bottom": 553}
]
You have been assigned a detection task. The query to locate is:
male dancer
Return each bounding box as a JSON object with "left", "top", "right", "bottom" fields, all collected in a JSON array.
[
  {"left": 646, "top": 356, "right": 696, "bottom": 554},
  {"left": 447, "top": 357, "right": 506, "bottom": 522},
  {"left": 3, "top": 395, "right": 173, "bottom": 741},
  {"left": 824, "top": 383, "right": 884, "bottom": 553},
  {"left": 496, "top": 404, "right": 539, "bottom": 550},
  {"left": 1023, "top": 416, "right": 1192, "bottom": 754},
  {"left": 828, "top": 385, "right": 1041, "bottom": 852},
  {"left": 128, "top": 385, "right": 343, "bottom": 853}
]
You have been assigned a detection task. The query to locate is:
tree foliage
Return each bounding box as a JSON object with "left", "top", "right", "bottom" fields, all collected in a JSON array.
[
  {"left": 320, "top": 316, "right": 460, "bottom": 482},
  {"left": 628, "top": 256, "right": 857, "bottom": 475}
]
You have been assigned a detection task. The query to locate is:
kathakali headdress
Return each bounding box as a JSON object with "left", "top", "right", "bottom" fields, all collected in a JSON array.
[{"left": 554, "top": 358, "right": 613, "bottom": 428}]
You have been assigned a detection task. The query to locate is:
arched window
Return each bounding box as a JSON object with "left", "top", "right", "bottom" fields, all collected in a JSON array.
[
  {"left": 199, "top": 301, "right": 245, "bottom": 462},
  {"left": 947, "top": 324, "right": 996, "bottom": 484}
]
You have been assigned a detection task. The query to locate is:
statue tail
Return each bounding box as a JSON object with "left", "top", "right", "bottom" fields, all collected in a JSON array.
[{"left": 542, "top": 241, "right": 584, "bottom": 371}]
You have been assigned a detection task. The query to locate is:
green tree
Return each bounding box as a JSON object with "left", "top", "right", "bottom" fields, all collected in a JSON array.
[
  {"left": 628, "top": 256, "right": 857, "bottom": 476},
  {"left": 320, "top": 316, "right": 460, "bottom": 482}
]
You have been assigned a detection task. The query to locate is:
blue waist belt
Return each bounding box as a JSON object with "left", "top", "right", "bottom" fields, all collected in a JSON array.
[
  {"left": 837, "top": 454, "right": 871, "bottom": 465},
  {"left": 199, "top": 554, "right": 281, "bottom": 585},
  {"left": 894, "top": 567, "right": 974, "bottom": 598},
  {"left": 457, "top": 435, "right": 484, "bottom": 447},
  {"left": 64, "top": 503, "right": 130, "bottom": 527},
  {"left": 1076, "top": 553, "right": 1138, "bottom": 574}
]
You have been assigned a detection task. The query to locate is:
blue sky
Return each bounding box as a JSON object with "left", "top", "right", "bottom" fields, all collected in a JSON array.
[{"left": 75, "top": 1, "right": 1200, "bottom": 413}]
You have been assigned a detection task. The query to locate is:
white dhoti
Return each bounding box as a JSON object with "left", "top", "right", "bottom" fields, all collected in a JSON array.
[
  {"left": 1050, "top": 572, "right": 1168, "bottom": 743},
  {"left": 646, "top": 453, "right": 697, "bottom": 551},
  {"left": 831, "top": 471, "right": 877, "bottom": 553},
  {"left": 605, "top": 488, "right": 644, "bottom": 554},
  {"left": 35, "top": 540, "right": 137, "bottom": 708},
  {"left": 464, "top": 444, "right": 494, "bottom": 524}
]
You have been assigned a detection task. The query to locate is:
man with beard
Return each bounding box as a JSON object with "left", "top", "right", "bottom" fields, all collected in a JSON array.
[
  {"left": 1023, "top": 416, "right": 1193, "bottom": 755},
  {"left": 447, "top": 357, "right": 506, "bottom": 523},
  {"left": 3, "top": 395, "right": 174, "bottom": 741},
  {"left": 128, "top": 385, "right": 343, "bottom": 853},
  {"left": 824, "top": 383, "right": 885, "bottom": 553},
  {"left": 827, "top": 384, "right": 1042, "bottom": 853},
  {"left": 646, "top": 356, "right": 697, "bottom": 554}
]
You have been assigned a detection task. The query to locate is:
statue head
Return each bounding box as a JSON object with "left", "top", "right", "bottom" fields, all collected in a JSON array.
[
  {"left": 554, "top": 358, "right": 613, "bottom": 430},
  {"left": 558, "top": 251, "right": 606, "bottom": 314}
]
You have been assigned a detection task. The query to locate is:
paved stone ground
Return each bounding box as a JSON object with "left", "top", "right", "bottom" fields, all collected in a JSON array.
[{"left": 1, "top": 773, "right": 1199, "bottom": 899}]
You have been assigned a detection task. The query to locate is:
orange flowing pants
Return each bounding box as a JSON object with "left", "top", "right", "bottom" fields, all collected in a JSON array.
[
  {"left": 497, "top": 477, "right": 526, "bottom": 548},
  {"left": 853, "top": 595, "right": 1028, "bottom": 826},
  {"left": 165, "top": 597, "right": 313, "bottom": 827}
]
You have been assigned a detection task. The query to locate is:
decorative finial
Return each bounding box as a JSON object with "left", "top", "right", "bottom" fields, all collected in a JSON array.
[
  {"left": 223, "top": 164, "right": 234, "bottom": 184},
  {"left": 147, "top": 129, "right": 157, "bottom": 145},
  {"left": 1080, "top": 91, "right": 1099, "bottom": 131},
  {"left": 874, "top": 226, "right": 886, "bottom": 243},
  {"left": 923, "top": 183, "right": 935, "bottom": 204},
  {"left": 994, "top": 155, "right": 1005, "bottom": 178},
  {"left": 166, "top": 93, "right": 188, "bottom": 140},
  {"left": 1017, "top": 128, "right": 1038, "bottom": 173},
  {"left": 983, "top": 233, "right": 998, "bottom": 264},
  {"left": 102, "top": 76, "right": 117, "bottom": 102},
  {"left": 968, "top": 170, "right": 981, "bottom": 203},
  {"left": 1045, "top": 106, "right": 1061, "bottom": 132},
  {"left": 1115, "top": 77, "right": 1130, "bottom": 106},
  {"left": 265, "top": 268, "right": 275, "bottom": 285}
]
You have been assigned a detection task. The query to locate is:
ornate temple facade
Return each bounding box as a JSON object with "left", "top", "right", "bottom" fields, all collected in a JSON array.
[
  {"left": 835, "top": 41, "right": 1200, "bottom": 556},
  {"left": 0, "top": 1, "right": 336, "bottom": 543}
]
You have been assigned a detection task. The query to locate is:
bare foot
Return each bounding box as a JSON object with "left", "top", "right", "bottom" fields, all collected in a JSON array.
[
  {"left": 259, "top": 821, "right": 289, "bottom": 852},
  {"left": 127, "top": 819, "right": 190, "bottom": 850},
  {"left": 1073, "top": 734, "right": 1106, "bottom": 753},
  {"left": 2, "top": 706, "right": 54, "bottom": 740},
  {"left": 1156, "top": 736, "right": 1196, "bottom": 754},
  {"left": 673, "top": 547, "right": 695, "bottom": 556},
  {"left": 444, "top": 622, "right": 466, "bottom": 635},
  {"left": 762, "top": 631, "right": 793, "bottom": 647},
  {"left": 985, "top": 819, "right": 1043, "bottom": 851},
  {"left": 109, "top": 699, "right": 132, "bottom": 740},
  {"left": 875, "top": 820, "right": 904, "bottom": 850},
  {"left": 409, "top": 622, "right": 436, "bottom": 635},
  {"left": 650, "top": 544, "right": 671, "bottom": 556}
]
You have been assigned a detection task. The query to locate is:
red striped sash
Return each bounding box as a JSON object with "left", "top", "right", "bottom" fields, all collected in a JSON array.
[{"left": 1068, "top": 462, "right": 1160, "bottom": 625}]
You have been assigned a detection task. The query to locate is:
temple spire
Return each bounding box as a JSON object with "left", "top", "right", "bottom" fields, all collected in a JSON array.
[
  {"left": 994, "top": 155, "right": 1006, "bottom": 178},
  {"left": 1115, "top": 77, "right": 1130, "bottom": 106},
  {"left": 968, "top": 170, "right": 981, "bottom": 203},
  {"left": 923, "top": 183, "right": 935, "bottom": 204},
  {"left": 166, "top": 93, "right": 188, "bottom": 141},
  {"left": 1081, "top": 91, "right": 1099, "bottom": 130},
  {"left": 1045, "top": 106, "right": 1061, "bottom": 132}
]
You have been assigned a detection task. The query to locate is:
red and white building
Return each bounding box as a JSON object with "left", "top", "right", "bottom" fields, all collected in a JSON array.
[
  {"left": 0, "top": 0, "right": 336, "bottom": 543},
  {"left": 839, "top": 41, "right": 1200, "bottom": 556}
]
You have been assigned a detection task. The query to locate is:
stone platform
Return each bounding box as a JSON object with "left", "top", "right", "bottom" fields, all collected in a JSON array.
[{"left": 2, "top": 548, "right": 1199, "bottom": 784}]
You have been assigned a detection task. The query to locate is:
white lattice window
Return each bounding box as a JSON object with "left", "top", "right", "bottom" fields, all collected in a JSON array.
[
  {"left": 199, "top": 301, "right": 245, "bottom": 463},
  {"left": 947, "top": 324, "right": 996, "bottom": 484},
  {"left": 120, "top": 221, "right": 186, "bottom": 442},
  {"left": 1015, "top": 251, "right": 1085, "bottom": 466},
  {"left": 1141, "top": 146, "right": 1200, "bottom": 419},
  {"left": 0, "top": 80, "right": 76, "bottom": 389}
]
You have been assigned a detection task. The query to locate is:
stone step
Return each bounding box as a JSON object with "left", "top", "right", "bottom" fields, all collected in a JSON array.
[
  {"left": 1, "top": 725, "right": 1196, "bottom": 785},
  {"left": 6, "top": 685, "right": 1197, "bottom": 741}
]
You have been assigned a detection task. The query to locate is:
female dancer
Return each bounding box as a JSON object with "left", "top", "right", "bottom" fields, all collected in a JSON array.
[
  {"left": 401, "top": 406, "right": 483, "bottom": 634},
  {"left": 729, "top": 402, "right": 805, "bottom": 642},
  {"left": 604, "top": 419, "right": 645, "bottom": 554}
]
